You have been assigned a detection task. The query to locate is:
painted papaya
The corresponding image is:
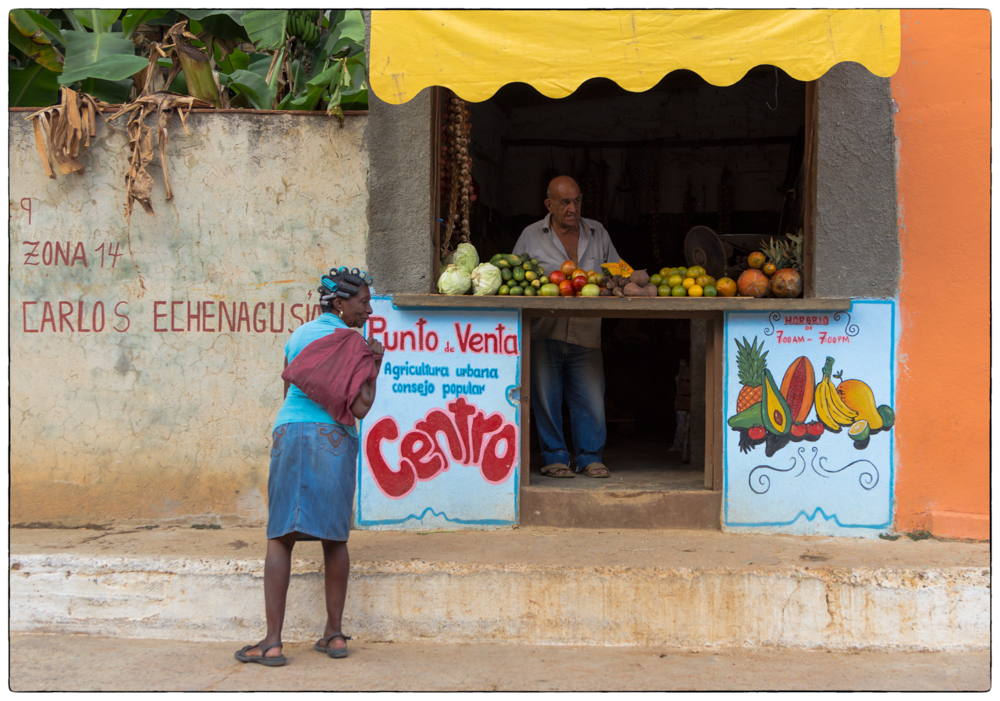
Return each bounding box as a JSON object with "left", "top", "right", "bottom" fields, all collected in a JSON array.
[
  {"left": 761, "top": 368, "right": 791, "bottom": 435},
  {"left": 780, "top": 356, "right": 815, "bottom": 424},
  {"left": 836, "top": 379, "right": 883, "bottom": 430}
]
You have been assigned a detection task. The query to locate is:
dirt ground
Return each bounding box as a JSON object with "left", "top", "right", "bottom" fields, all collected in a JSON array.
[{"left": 10, "top": 633, "right": 990, "bottom": 691}]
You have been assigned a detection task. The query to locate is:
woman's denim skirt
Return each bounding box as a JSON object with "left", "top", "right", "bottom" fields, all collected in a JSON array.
[{"left": 266, "top": 422, "right": 358, "bottom": 542}]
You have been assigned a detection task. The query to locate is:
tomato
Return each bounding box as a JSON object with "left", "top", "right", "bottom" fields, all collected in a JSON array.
[
  {"left": 559, "top": 280, "right": 575, "bottom": 297},
  {"left": 560, "top": 260, "right": 577, "bottom": 277},
  {"left": 548, "top": 271, "right": 566, "bottom": 285},
  {"left": 572, "top": 275, "right": 588, "bottom": 291}
]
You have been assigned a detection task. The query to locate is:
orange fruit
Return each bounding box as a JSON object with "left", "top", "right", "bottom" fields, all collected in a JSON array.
[
  {"left": 762, "top": 262, "right": 777, "bottom": 276},
  {"left": 688, "top": 284, "right": 704, "bottom": 297},
  {"left": 667, "top": 274, "right": 683, "bottom": 288},
  {"left": 657, "top": 284, "right": 672, "bottom": 297},
  {"left": 704, "top": 275, "right": 716, "bottom": 286},
  {"left": 659, "top": 267, "right": 671, "bottom": 278},
  {"left": 695, "top": 275, "right": 710, "bottom": 287},
  {"left": 748, "top": 252, "right": 766, "bottom": 269},
  {"left": 737, "top": 269, "right": 769, "bottom": 297},
  {"left": 681, "top": 277, "right": 695, "bottom": 289},
  {"left": 716, "top": 277, "right": 737, "bottom": 297},
  {"left": 676, "top": 266, "right": 688, "bottom": 276},
  {"left": 671, "top": 285, "right": 687, "bottom": 297},
  {"left": 703, "top": 284, "right": 718, "bottom": 297}
]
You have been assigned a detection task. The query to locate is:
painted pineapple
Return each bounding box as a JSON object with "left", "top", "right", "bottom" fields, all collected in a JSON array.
[{"left": 735, "top": 336, "right": 769, "bottom": 411}]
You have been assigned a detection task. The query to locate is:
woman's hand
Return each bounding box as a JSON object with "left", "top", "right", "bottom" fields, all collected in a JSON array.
[{"left": 367, "top": 336, "right": 384, "bottom": 358}]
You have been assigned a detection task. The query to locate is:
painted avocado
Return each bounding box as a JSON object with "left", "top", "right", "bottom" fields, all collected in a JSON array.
[{"left": 761, "top": 368, "right": 791, "bottom": 435}]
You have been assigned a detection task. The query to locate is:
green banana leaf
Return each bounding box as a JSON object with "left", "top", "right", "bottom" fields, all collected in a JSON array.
[
  {"left": 58, "top": 30, "right": 139, "bottom": 85},
  {"left": 9, "top": 63, "right": 61, "bottom": 107},
  {"left": 60, "top": 54, "right": 148, "bottom": 84},
  {"left": 182, "top": 9, "right": 244, "bottom": 23},
  {"left": 144, "top": 11, "right": 178, "bottom": 26},
  {"left": 73, "top": 10, "right": 121, "bottom": 33},
  {"left": 242, "top": 10, "right": 287, "bottom": 51},
  {"left": 215, "top": 46, "right": 251, "bottom": 74},
  {"left": 285, "top": 62, "right": 341, "bottom": 111},
  {"left": 9, "top": 19, "right": 64, "bottom": 73},
  {"left": 121, "top": 9, "right": 170, "bottom": 39},
  {"left": 225, "top": 68, "right": 277, "bottom": 110},
  {"left": 78, "top": 77, "right": 132, "bottom": 104},
  {"left": 318, "top": 10, "right": 365, "bottom": 62},
  {"left": 11, "top": 9, "right": 65, "bottom": 47},
  {"left": 183, "top": 10, "right": 249, "bottom": 42}
]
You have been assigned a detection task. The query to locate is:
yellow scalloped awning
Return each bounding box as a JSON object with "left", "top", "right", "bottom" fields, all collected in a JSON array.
[{"left": 370, "top": 10, "right": 900, "bottom": 104}]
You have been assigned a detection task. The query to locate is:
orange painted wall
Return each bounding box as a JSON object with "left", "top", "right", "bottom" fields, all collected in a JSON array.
[{"left": 891, "top": 10, "right": 991, "bottom": 539}]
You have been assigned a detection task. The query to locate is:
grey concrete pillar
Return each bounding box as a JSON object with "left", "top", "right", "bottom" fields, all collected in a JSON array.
[{"left": 813, "top": 62, "right": 900, "bottom": 299}]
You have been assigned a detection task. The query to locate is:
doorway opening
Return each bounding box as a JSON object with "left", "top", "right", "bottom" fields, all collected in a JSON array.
[{"left": 456, "top": 67, "right": 807, "bottom": 507}]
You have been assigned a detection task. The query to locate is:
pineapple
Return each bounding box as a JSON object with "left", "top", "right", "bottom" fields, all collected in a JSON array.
[
  {"left": 760, "top": 237, "right": 791, "bottom": 270},
  {"left": 735, "top": 336, "right": 768, "bottom": 411},
  {"left": 785, "top": 230, "right": 804, "bottom": 272}
]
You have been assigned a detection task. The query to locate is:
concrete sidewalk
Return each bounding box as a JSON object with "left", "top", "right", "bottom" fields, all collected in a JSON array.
[
  {"left": 10, "top": 526, "right": 990, "bottom": 651},
  {"left": 10, "top": 633, "right": 990, "bottom": 691}
]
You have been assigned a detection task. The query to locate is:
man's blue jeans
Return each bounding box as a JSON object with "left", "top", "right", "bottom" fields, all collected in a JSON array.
[{"left": 531, "top": 339, "right": 606, "bottom": 471}]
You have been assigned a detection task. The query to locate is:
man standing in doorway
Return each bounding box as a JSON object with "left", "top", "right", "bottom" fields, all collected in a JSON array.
[{"left": 513, "top": 176, "right": 620, "bottom": 478}]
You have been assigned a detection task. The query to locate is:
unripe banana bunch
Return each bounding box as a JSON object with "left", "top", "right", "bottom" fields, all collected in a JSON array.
[{"left": 288, "top": 10, "right": 322, "bottom": 47}]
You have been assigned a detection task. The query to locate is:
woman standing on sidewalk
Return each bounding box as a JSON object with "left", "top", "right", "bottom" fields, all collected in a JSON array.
[{"left": 236, "top": 267, "right": 383, "bottom": 667}]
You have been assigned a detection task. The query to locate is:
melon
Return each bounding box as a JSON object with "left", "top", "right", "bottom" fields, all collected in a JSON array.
[
  {"left": 737, "top": 269, "right": 768, "bottom": 297},
  {"left": 780, "top": 356, "right": 815, "bottom": 424},
  {"left": 770, "top": 268, "right": 802, "bottom": 298}
]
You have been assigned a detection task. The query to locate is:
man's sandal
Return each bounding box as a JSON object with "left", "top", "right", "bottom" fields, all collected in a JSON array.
[
  {"left": 314, "top": 632, "right": 351, "bottom": 659},
  {"left": 235, "top": 640, "right": 286, "bottom": 666},
  {"left": 541, "top": 463, "right": 574, "bottom": 478},
  {"left": 582, "top": 462, "right": 610, "bottom": 478}
]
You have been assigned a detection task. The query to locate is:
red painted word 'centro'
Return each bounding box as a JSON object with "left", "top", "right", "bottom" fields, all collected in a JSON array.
[{"left": 364, "top": 397, "right": 518, "bottom": 499}]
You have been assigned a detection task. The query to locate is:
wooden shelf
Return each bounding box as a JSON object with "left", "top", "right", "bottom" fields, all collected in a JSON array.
[{"left": 390, "top": 294, "right": 853, "bottom": 318}]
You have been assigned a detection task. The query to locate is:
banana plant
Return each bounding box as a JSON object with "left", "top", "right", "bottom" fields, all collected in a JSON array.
[{"left": 12, "top": 8, "right": 368, "bottom": 113}]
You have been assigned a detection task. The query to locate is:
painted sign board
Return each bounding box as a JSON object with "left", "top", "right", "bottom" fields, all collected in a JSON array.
[
  {"left": 355, "top": 296, "right": 521, "bottom": 530},
  {"left": 723, "top": 301, "right": 896, "bottom": 536}
]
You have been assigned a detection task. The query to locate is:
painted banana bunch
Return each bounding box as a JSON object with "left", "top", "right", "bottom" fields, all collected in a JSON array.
[{"left": 814, "top": 356, "right": 857, "bottom": 432}]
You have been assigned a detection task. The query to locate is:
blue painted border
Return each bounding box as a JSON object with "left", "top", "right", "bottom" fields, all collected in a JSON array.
[
  {"left": 354, "top": 295, "right": 521, "bottom": 528},
  {"left": 722, "top": 300, "right": 897, "bottom": 531}
]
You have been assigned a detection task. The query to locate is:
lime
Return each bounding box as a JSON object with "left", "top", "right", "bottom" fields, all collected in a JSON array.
[
  {"left": 657, "top": 284, "right": 672, "bottom": 297},
  {"left": 650, "top": 273, "right": 663, "bottom": 287},
  {"left": 667, "top": 274, "right": 683, "bottom": 288},
  {"left": 671, "top": 285, "right": 687, "bottom": 297},
  {"left": 703, "top": 284, "right": 718, "bottom": 297}
]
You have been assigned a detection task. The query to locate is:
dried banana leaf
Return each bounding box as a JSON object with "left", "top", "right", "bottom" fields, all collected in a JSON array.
[
  {"left": 108, "top": 91, "right": 210, "bottom": 220},
  {"left": 25, "top": 87, "right": 111, "bottom": 179}
]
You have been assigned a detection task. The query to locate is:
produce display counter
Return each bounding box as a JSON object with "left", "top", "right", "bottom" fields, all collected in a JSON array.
[
  {"left": 391, "top": 294, "right": 852, "bottom": 493},
  {"left": 392, "top": 294, "right": 852, "bottom": 317}
]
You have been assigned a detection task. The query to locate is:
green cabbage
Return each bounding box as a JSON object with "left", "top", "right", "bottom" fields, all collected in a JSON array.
[
  {"left": 470, "top": 262, "right": 502, "bottom": 296},
  {"left": 437, "top": 264, "right": 471, "bottom": 295},
  {"left": 453, "top": 243, "right": 479, "bottom": 274}
]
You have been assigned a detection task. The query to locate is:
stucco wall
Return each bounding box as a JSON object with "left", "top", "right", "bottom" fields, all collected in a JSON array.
[
  {"left": 891, "top": 10, "right": 990, "bottom": 538},
  {"left": 813, "top": 62, "right": 900, "bottom": 299},
  {"left": 9, "top": 112, "right": 369, "bottom": 526}
]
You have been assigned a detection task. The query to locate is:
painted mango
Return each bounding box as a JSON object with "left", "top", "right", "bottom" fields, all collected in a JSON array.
[
  {"left": 836, "top": 379, "right": 883, "bottom": 430},
  {"left": 779, "top": 356, "right": 815, "bottom": 424},
  {"left": 761, "top": 368, "right": 791, "bottom": 435}
]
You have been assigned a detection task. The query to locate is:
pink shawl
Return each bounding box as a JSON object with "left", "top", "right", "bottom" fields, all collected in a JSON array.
[{"left": 281, "top": 329, "right": 378, "bottom": 426}]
